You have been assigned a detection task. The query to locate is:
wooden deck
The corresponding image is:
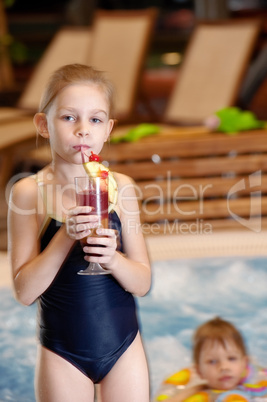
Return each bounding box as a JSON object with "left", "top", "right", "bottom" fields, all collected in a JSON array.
[
  {"left": 102, "top": 125, "right": 267, "bottom": 234},
  {"left": 23, "top": 124, "right": 267, "bottom": 235}
]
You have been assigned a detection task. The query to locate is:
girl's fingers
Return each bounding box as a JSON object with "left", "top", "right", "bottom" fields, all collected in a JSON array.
[
  {"left": 83, "top": 231, "right": 117, "bottom": 252},
  {"left": 65, "top": 214, "right": 99, "bottom": 239},
  {"left": 66, "top": 212, "right": 98, "bottom": 227},
  {"left": 95, "top": 228, "right": 115, "bottom": 237},
  {"left": 75, "top": 229, "right": 92, "bottom": 240},
  {"left": 82, "top": 229, "right": 118, "bottom": 265},
  {"left": 76, "top": 222, "right": 99, "bottom": 233},
  {"left": 67, "top": 206, "right": 93, "bottom": 216}
]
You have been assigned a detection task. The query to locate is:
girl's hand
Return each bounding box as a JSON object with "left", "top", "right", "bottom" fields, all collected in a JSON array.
[
  {"left": 65, "top": 206, "right": 99, "bottom": 240},
  {"left": 82, "top": 228, "right": 118, "bottom": 267}
]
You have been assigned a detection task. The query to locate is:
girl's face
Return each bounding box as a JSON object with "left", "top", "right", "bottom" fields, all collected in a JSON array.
[
  {"left": 197, "top": 339, "right": 247, "bottom": 391},
  {"left": 41, "top": 83, "right": 114, "bottom": 164}
]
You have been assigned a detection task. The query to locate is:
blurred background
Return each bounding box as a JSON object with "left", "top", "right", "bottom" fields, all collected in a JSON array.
[
  {"left": 1, "top": 0, "right": 267, "bottom": 251},
  {"left": 2, "top": 0, "right": 267, "bottom": 117}
]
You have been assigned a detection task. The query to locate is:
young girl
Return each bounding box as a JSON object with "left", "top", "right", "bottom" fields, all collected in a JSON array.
[{"left": 8, "top": 64, "right": 151, "bottom": 402}]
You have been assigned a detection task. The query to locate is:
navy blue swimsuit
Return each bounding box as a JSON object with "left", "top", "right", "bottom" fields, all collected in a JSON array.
[{"left": 38, "top": 211, "right": 139, "bottom": 383}]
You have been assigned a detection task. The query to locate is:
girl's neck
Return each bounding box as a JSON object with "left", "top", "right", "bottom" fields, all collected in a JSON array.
[{"left": 49, "top": 160, "right": 85, "bottom": 184}]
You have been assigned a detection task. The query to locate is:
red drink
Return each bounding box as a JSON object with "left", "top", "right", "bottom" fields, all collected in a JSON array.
[
  {"left": 74, "top": 174, "right": 111, "bottom": 275},
  {"left": 75, "top": 174, "right": 109, "bottom": 238},
  {"left": 88, "top": 190, "right": 109, "bottom": 230},
  {"left": 76, "top": 190, "right": 90, "bottom": 208},
  {"left": 76, "top": 189, "right": 109, "bottom": 234}
]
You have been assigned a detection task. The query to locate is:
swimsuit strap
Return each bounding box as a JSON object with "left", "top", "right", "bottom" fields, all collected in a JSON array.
[{"left": 34, "top": 173, "right": 64, "bottom": 239}]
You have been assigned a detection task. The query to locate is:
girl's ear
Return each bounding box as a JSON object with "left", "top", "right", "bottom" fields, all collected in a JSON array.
[
  {"left": 104, "top": 119, "right": 116, "bottom": 142},
  {"left": 33, "top": 113, "right": 49, "bottom": 139}
]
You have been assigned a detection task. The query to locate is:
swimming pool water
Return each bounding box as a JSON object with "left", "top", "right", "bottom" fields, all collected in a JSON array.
[
  {"left": 1, "top": 256, "right": 267, "bottom": 401},
  {"left": 138, "top": 256, "right": 267, "bottom": 398}
]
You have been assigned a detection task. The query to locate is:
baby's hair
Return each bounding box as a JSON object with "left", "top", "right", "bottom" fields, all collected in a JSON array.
[
  {"left": 39, "top": 63, "right": 115, "bottom": 118},
  {"left": 193, "top": 317, "right": 247, "bottom": 364}
]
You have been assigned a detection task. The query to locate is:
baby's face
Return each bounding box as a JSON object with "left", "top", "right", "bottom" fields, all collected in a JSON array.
[{"left": 197, "top": 339, "right": 247, "bottom": 390}]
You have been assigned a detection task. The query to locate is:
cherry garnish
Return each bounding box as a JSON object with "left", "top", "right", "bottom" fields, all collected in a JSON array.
[{"left": 89, "top": 151, "right": 100, "bottom": 162}]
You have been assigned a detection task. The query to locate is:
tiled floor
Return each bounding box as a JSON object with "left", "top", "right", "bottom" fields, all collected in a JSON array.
[{"left": 145, "top": 230, "right": 267, "bottom": 261}]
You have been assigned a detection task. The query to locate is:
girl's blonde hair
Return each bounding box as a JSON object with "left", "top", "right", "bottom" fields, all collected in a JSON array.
[
  {"left": 193, "top": 317, "right": 247, "bottom": 364},
  {"left": 39, "top": 63, "right": 115, "bottom": 118}
]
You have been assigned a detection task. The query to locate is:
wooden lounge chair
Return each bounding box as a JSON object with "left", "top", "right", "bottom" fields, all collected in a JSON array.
[
  {"left": 0, "top": 27, "right": 92, "bottom": 186},
  {"left": 0, "top": 8, "right": 157, "bottom": 185},
  {"left": 87, "top": 8, "right": 157, "bottom": 122},
  {"left": 164, "top": 20, "right": 261, "bottom": 125},
  {"left": 17, "top": 27, "right": 93, "bottom": 112},
  {"left": 3, "top": 8, "right": 157, "bottom": 121},
  {"left": 0, "top": 0, "right": 14, "bottom": 91}
]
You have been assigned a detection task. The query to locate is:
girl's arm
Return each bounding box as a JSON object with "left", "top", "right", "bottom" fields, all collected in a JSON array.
[
  {"left": 8, "top": 177, "right": 76, "bottom": 306},
  {"left": 84, "top": 173, "right": 151, "bottom": 297}
]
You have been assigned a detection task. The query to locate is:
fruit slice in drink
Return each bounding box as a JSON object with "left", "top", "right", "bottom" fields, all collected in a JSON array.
[{"left": 81, "top": 150, "right": 118, "bottom": 212}]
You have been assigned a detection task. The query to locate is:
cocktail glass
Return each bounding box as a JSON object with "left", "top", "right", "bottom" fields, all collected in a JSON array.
[{"left": 75, "top": 174, "right": 111, "bottom": 275}]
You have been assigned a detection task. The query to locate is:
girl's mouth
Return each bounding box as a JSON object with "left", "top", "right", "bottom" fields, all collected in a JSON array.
[{"left": 73, "top": 145, "right": 90, "bottom": 151}]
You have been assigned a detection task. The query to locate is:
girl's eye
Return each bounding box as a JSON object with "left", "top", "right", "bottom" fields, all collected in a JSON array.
[
  {"left": 91, "top": 118, "right": 101, "bottom": 124},
  {"left": 63, "top": 115, "right": 75, "bottom": 121}
]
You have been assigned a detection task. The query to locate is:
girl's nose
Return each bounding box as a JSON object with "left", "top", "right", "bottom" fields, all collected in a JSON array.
[{"left": 76, "top": 128, "right": 89, "bottom": 137}]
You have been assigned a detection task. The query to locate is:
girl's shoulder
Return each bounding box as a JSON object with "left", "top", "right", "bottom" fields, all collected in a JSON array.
[
  {"left": 8, "top": 174, "right": 39, "bottom": 213},
  {"left": 113, "top": 172, "right": 140, "bottom": 220},
  {"left": 9, "top": 166, "right": 50, "bottom": 207},
  {"left": 11, "top": 165, "right": 50, "bottom": 191},
  {"left": 113, "top": 172, "right": 136, "bottom": 189},
  {"left": 11, "top": 174, "right": 38, "bottom": 196},
  {"left": 113, "top": 172, "right": 139, "bottom": 202}
]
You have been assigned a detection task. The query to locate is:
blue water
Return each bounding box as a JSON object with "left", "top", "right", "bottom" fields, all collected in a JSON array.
[{"left": 1, "top": 256, "right": 267, "bottom": 401}]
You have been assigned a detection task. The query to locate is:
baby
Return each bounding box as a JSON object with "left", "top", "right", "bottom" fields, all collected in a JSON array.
[{"left": 154, "top": 317, "right": 267, "bottom": 401}]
